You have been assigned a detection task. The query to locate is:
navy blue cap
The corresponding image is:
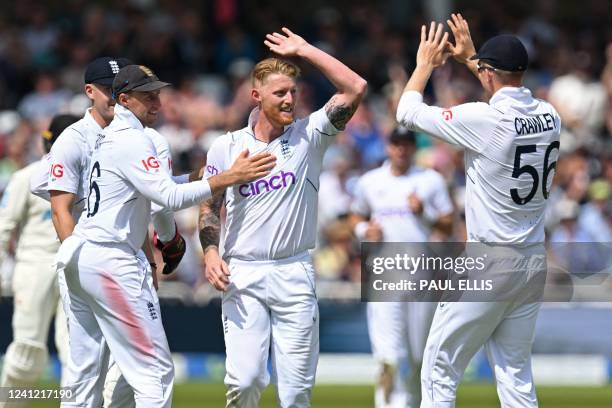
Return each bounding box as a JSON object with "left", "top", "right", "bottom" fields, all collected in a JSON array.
[
  {"left": 389, "top": 127, "right": 416, "bottom": 144},
  {"left": 470, "top": 35, "right": 528, "bottom": 72},
  {"left": 84, "top": 57, "right": 132, "bottom": 86},
  {"left": 112, "top": 65, "right": 171, "bottom": 98}
]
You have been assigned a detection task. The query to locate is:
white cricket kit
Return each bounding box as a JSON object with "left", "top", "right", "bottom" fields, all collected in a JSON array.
[
  {"left": 57, "top": 104, "right": 211, "bottom": 408},
  {"left": 30, "top": 108, "right": 181, "bottom": 240},
  {"left": 0, "top": 161, "right": 68, "bottom": 391},
  {"left": 206, "top": 108, "right": 338, "bottom": 261},
  {"left": 29, "top": 108, "right": 182, "bottom": 408},
  {"left": 36, "top": 109, "right": 103, "bottom": 220},
  {"left": 397, "top": 87, "right": 561, "bottom": 408},
  {"left": 352, "top": 164, "right": 452, "bottom": 241},
  {"left": 352, "top": 164, "right": 452, "bottom": 408},
  {"left": 399, "top": 87, "right": 560, "bottom": 243},
  {"left": 204, "top": 107, "right": 339, "bottom": 408}
]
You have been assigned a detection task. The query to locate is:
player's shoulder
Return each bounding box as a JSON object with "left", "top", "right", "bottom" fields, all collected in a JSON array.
[
  {"left": 143, "top": 127, "right": 165, "bottom": 142},
  {"left": 53, "top": 117, "right": 90, "bottom": 146},
  {"left": 210, "top": 129, "right": 247, "bottom": 151},
  {"left": 452, "top": 101, "right": 498, "bottom": 117},
  {"left": 413, "top": 166, "right": 445, "bottom": 185},
  {"left": 360, "top": 165, "right": 388, "bottom": 184}
]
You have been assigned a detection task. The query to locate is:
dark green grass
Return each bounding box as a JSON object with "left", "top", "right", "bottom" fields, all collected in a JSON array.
[{"left": 26, "top": 383, "right": 612, "bottom": 407}]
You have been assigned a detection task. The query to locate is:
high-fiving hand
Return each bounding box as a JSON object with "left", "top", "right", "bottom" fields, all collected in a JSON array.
[
  {"left": 416, "top": 22, "right": 451, "bottom": 69},
  {"left": 446, "top": 13, "right": 477, "bottom": 64},
  {"left": 264, "top": 27, "right": 308, "bottom": 57}
]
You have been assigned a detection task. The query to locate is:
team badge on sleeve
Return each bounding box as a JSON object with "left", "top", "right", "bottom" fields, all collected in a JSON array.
[{"left": 141, "top": 156, "right": 160, "bottom": 172}]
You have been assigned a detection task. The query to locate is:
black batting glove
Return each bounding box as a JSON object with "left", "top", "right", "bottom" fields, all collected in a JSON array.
[{"left": 153, "top": 227, "right": 186, "bottom": 275}]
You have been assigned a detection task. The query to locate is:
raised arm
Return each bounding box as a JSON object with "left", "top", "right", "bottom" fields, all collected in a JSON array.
[
  {"left": 264, "top": 27, "right": 367, "bottom": 130},
  {"left": 403, "top": 22, "right": 450, "bottom": 95}
]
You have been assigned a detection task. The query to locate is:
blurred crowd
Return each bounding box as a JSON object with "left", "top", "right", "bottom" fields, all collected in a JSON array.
[{"left": 0, "top": 0, "right": 610, "bottom": 295}]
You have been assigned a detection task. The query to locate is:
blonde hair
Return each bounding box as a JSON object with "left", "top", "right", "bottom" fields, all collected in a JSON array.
[{"left": 251, "top": 58, "right": 300, "bottom": 86}]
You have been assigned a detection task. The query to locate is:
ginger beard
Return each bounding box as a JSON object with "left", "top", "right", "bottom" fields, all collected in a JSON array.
[{"left": 253, "top": 73, "right": 297, "bottom": 127}]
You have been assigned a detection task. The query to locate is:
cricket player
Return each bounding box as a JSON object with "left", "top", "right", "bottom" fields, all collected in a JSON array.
[
  {"left": 350, "top": 127, "right": 453, "bottom": 408},
  {"left": 29, "top": 57, "right": 200, "bottom": 407},
  {"left": 199, "top": 28, "right": 367, "bottom": 407},
  {"left": 55, "top": 64, "right": 275, "bottom": 408},
  {"left": 395, "top": 16, "right": 561, "bottom": 407},
  {"left": 0, "top": 114, "right": 79, "bottom": 408}
]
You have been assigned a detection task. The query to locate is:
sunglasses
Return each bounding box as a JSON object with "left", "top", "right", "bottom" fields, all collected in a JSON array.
[{"left": 477, "top": 64, "right": 497, "bottom": 73}]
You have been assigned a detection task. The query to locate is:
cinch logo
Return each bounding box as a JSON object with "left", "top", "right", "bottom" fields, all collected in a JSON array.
[
  {"left": 238, "top": 171, "right": 296, "bottom": 197},
  {"left": 51, "top": 164, "right": 64, "bottom": 178},
  {"left": 141, "top": 156, "right": 160, "bottom": 171},
  {"left": 206, "top": 165, "right": 219, "bottom": 176}
]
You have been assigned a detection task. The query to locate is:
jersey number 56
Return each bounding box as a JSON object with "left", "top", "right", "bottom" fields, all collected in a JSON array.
[{"left": 510, "top": 142, "right": 560, "bottom": 205}]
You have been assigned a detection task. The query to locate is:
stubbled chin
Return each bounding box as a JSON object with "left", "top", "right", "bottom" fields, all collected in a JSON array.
[{"left": 276, "top": 112, "right": 294, "bottom": 125}]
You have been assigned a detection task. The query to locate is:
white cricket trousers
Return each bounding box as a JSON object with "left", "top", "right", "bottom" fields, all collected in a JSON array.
[
  {"left": 420, "top": 246, "right": 546, "bottom": 408},
  {"left": 368, "top": 301, "right": 437, "bottom": 408},
  {"left": 58, "top": 238, "right": 174, "bottom": 407},
  {"left": 223, "top": 252, "right": 319, "bottom": 408}
]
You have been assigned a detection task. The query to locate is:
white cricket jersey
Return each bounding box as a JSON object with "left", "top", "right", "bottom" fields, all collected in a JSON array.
[
  {"left": 352, "top": 163, "right": 453, "bottom": 241},
  {"left": 397, "top": 87, "right": 561, "bottom": 243},
  {"left": 46, "top": 109, "right": 102, "bottom": 221},
  {"left": 29, "top": 109, "right": 182, "bottom": 242},
  {"left": 73, "top": 104, "right": 211, "bottom": 252},
  {"left": 204, "top": 107, "right": 340, "bottom": 261},
  {"left": 0, "top": 161, "right": 59, "bottom": 265}
]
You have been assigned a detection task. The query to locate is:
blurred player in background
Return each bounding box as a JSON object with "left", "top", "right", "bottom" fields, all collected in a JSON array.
[
  {"left": 199, "top": 28, "right": 366, "bottom": 407},
  {"left": 0, "top": 114, "right": 79, "bottom": 408},
  {"left": 350, "top": 127, "right": 453, "bottom": 408},
  {"left": 396, "top": 15, "right": 561, "bottom": 407}
]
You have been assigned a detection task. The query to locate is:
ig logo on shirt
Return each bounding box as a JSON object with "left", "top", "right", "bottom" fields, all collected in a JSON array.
[
  {"left": 141, "top": 156, "right": 160, "bottom": 172},
  {"left": 50, "top": 164, "right": 64, "bottom": 179}
]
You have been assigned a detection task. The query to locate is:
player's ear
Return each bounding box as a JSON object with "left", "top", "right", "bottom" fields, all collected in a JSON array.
[
  {"left": 84, "top": 84, "right": 94, "bottom": 100},
  {"left": 118, "top": 92, "right": 129, "bottom": 107},
  {"left": 251, "top": 87, "right": 262, "bottom": 105}
]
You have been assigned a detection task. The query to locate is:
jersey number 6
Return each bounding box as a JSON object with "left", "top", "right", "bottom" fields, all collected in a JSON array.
[
  {"left": 510, "top": 141, "right": 560, "bottom": 205},
  {"left": 87, "top": 161, "right": 101, "bottom": 217}
]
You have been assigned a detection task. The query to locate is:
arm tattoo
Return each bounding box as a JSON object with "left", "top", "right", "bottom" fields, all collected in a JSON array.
[
  {"left": 198, "top": 193, "right": 224, "bottom": 252},
  {"left": 325, "top": 95, "right": 358, "bottom": 130}
]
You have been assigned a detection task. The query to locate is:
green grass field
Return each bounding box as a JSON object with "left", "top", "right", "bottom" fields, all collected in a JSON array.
[{"left": 24, "top": 383, "right": 612, "bottom": 407}]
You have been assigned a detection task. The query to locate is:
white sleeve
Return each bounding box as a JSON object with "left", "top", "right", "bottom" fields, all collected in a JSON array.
[
  {"left": 171, "top": 174, "right": 190, "bottom": 184},
  {"left": 144, "top": 128, "right": 173, "bottom": 175},
  {"left": 115, "top": 136, "right": 212, "bottom": 211},
  {"left": 350, "top": 176, "right": 371, "bottom": 216},
  {"left": 145, "top": 128, "right": 178, "bottom": 240},
  {"left": 0, "top": 171, "right": 28, "bottom": 262},
  {"left": 47, "top": 129, "right": 84, "bottom": 194},
  {"left": 421, "top": 172, "right": 453, "bottom": 220},
  {"left": 396, "top": 91, "right": 492, "bottom": 153},
  {"left": 304, "top": 108, "right": 341, "bottom": 153},
  {"left": 30, "top": 157, "right": 51, "bottom": 201}
]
